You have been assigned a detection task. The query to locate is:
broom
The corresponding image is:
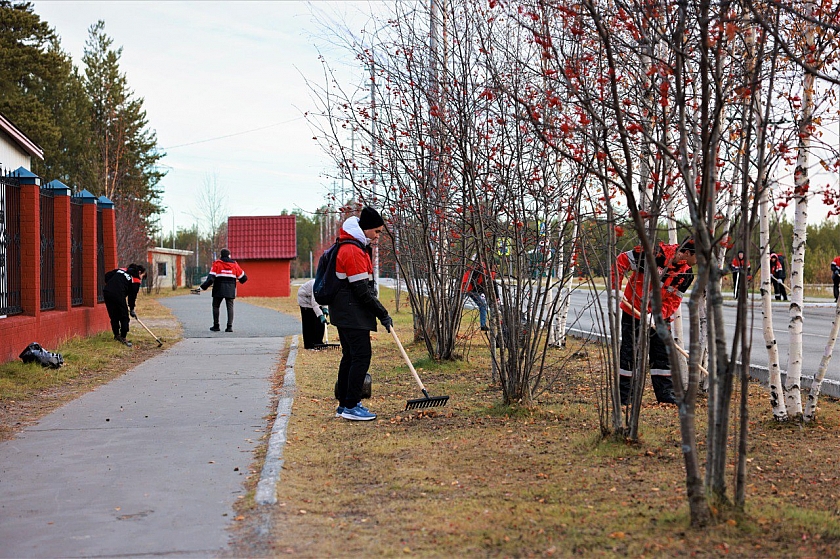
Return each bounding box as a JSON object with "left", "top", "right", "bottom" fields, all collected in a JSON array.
[{"left": 390, "top": 328, "right": 449, "bottom": 410}]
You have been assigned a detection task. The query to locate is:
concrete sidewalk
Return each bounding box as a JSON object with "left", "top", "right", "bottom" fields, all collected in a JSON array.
[{"left": 0, "top": 295, "right": 300, "bottom": 558}]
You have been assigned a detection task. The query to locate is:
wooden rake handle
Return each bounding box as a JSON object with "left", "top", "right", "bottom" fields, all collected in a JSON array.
[
  {"left": 134, "top": 315, "right": 163, "bottom": 346},
  {"left": 621, "top": 296, "right": 709, "bottom": 376},
  {"left": 672, "top": 342, "right": 709, "bottom": 376},
  {"left": 390, "top": 328, "right": 427, "bottom": 393}
]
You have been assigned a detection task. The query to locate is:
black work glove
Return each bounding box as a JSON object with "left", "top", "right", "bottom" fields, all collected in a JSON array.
[
  {"left": 130, "top": 309, "right": 137, "bottom": 319},
  {"left": 381, "top": 315, "right": 393, "bottom": 333}
]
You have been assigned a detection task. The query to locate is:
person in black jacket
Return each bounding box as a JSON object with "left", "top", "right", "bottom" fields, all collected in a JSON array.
[
  {"left": 103, "top": 264, "right": 146, "bottom": 347},
  {"left": 330, "top": 207, "right": 392, "bottom": 421},
  {"left": 198, "top": 249, "right": 248, "bottom": 332}
]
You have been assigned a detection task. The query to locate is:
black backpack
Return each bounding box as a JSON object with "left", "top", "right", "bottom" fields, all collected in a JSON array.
[{"left": 313, "top": 239, "right": 365, "bottom": 305}]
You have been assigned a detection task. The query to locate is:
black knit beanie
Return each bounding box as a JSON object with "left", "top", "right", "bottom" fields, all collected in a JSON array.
[
  {"left": 220, "top": 249, "right": 231, "bottom": 259},
  {"left": 358, "top": 206, "right": 384, "bottom": 230}
]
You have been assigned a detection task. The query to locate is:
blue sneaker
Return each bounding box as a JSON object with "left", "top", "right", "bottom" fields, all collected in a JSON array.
[
  {"left": 341, "top": 404, "right": 376, "bottom": 421},
  {"left": 335, "top": 406, "right": 345, "bottom": 417}
]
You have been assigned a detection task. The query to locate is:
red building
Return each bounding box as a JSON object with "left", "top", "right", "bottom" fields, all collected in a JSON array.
[{"left": 227, "top": 215, "right": 296, "bottom": 297}]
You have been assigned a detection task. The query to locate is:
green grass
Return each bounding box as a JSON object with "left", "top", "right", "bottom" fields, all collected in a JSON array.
[{"left": 0, "top": 295, "right": 180, "bottom": 440}]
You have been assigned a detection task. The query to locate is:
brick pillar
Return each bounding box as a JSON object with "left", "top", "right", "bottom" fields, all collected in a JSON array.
[
  {"left": 48, "top": 180, "right": 72, "bottom": 311},
  {"left": 75, "top": 189, "right": 98, "bottom": 307},
  {"left": 98, "top": 197, "right": 118, "bottom": 272},
  {"left": 16, "top": 169, "right": 41, "bottom": 317}
]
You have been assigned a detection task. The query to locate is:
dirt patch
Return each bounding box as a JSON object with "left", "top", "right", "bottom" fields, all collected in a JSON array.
[{"left": 227, "top": 318, "right": 840, "bottom": 558}]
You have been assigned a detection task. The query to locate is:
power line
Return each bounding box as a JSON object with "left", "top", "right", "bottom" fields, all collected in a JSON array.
[{"left": 161, "top": 116, "right": 305, "bottom": 150}]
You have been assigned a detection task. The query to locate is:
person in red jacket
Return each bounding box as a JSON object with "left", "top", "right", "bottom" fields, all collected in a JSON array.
[
  {"left": 612, "top": 236, "right": 696, "bottom": 405},
  {"left": 730, "top": 250, "right": 751, "bottom": 299},
  {"left": 832, "top": 255, "right": 840, "bottom": 301},
  {"left": 461, "top": 262, "right": 498, "bottom": 331},
  {"left": 198, "top": 249, "right": 247, "bottom": 332},
  {"left": 769, "top": 252, "right": 787, "bottom": 301},
  {"left": 330, "top": 206, "right": 392, "bottom": 421},
  {"left": 103, "top": 264, "right": 146, "bottom": 347}
]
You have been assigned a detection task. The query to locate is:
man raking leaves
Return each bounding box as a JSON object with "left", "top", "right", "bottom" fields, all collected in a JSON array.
[
  {"left": 319, "top": 206, "right": 393, "bottom": 421},
  {"left": 612, "top": 236, "right": 696, "bottom": 405},
  {"left": 103, "top": 264, "right": 146, "bottom": 347}
]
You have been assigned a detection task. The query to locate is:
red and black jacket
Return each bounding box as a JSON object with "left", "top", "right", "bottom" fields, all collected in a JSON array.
[
  {"left": 201, "top": 256, "right": 247, "bottom": 299},
  {"left": 612, "top": 242, "right": 693, "bottom": 321},
  {"left": 329, "top": 227, "right": 389, "bottom": 331},
  {"left": 103, "top": 268, "right": 142, "bottom": 310}
]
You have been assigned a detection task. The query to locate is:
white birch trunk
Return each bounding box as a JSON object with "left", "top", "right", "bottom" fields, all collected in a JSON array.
[
  {"left": 804, "top": 296, "right": 840, "bottom": 422},
  {"left": 667, "top": 202, "right": 688, "bottom": 385},
  {"left": 760, "top": 178, "right": 787, "bottom": 420},
  {"left": 550, "top": 220, "right": 577, "bottom": 347},
  {"left": 785, "top": 35, "right": 817, "bottom": 419}
]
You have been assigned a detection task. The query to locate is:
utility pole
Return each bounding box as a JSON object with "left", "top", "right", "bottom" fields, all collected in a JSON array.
[{"left": 370, "top": 55, "right": 380, "bottom": 286}]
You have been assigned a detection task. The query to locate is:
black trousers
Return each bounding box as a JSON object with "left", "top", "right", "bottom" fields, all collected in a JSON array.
[
  {"left": 212, "top": 297, "right": 235, "bottom": 327},
  {"left": 773, "top": 274, "right": 787, "bottom": 300},
  {"left": 834, "top": 274, "right": 840, "bottom": 301},
  {"left": 300, "top": 307, "right": 325, "bottom": 349},
  {"left": 619, "top": 311, "right": 676, "bottom": 404},
  {"left": 104, "top": 294, "right": 130, "bottom": 338},
  {"left": 336, "top": 327, "right": 372, "bottom": 409},
  {"left": 732, "top": 271, "right": 743, "bottom": 298}
]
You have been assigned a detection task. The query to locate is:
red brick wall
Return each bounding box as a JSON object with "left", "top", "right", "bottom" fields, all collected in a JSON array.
[
  {"left": 0, "top": 191, "right": 117, "bottom": 364},
  {"left": 54, "top": 193, "right": 71, "bottom": 311},
  {"left": 235, "top": 259, "right": 291, "bottom": 298}
]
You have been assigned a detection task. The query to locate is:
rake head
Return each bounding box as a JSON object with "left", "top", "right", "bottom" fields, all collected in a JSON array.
[
  {"left": 405, "top": 389, "right": 450, "bottom": 411},
  {"left": 312, "top": 343, "right": 341, "bottom": 351}
]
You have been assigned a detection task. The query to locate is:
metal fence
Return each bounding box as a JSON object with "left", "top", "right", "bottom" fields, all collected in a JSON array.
[
  {"left": 96, "top": 207, "right": 105, "bottom": 303},
  {"left": 70, "top": 197, "right": 84, "bottom": 306},
  {"left": 40, "top": 187, "right": 55, "bottom": 310},
  {"left": 1, "top": 173, "right": 22, "bottom": 316}
]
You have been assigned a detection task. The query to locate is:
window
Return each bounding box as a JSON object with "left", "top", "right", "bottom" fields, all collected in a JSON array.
[{"left": 157, "top": 262, "right": 167, "bottom": 277}]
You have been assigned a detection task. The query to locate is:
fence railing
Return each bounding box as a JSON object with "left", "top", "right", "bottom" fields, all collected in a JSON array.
[
  {"left": 1, "top": 172, "right": 22, "bottom": 316},
  {"left": 70, "top": 197, "right": 84, "bottom": 306},
  {"left": 39, "top": 187, "right": 56, "bottom": 310}
]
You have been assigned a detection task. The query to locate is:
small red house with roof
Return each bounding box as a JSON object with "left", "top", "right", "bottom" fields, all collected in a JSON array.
[{"left": 226, "top": 215, "right": 296, "bottom": 297}]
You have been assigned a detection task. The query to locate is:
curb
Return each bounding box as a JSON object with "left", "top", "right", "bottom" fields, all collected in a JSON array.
[{"left": 255, "top": 335, "right": 299, "bottom": 506}]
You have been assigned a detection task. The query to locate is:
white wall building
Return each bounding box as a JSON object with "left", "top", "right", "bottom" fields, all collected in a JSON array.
[
  {"left": 147, "top": 247, "right": 194, "bottom": 290},
  {"left": 0, "top": 113, "right": 44, "bottom": 171}
]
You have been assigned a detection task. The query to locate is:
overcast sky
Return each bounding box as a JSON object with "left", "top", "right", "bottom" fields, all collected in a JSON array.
[
  {"left": 32, "top": 1, "right": 385, "bottom": 236},
  {"left": 28, "top": 1, "right": 840, "bottom": 236}
]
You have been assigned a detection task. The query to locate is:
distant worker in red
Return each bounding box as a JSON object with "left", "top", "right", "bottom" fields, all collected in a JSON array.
[
  {"left": 460, "top": 261, "right": 498, "bottom": 331},
  {"left": 198, "top": 249, "right": 248, "bottom": 332},
  {"left": 832, "top": 255, "right": 840, "bottom": 301},
  {"left": 103, "top": 263, "right": 146, "bottom": 347},
  {"left": 769, "top": 252, "right": 788, "bottom": 301},
  {"left": 730, "top": 250, "right": 751, "bottom": 299},
  {"left": 612, "top": 237, "right": 697, "bottom": 405}
]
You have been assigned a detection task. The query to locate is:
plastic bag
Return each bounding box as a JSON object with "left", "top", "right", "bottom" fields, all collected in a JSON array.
[{"left": 19, "top": 342, "right": 64, "bottom": 369}]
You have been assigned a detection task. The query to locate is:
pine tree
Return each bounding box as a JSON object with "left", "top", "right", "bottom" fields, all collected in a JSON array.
[
  {"left": 0, "top": 1, "right": 91, "bottom": 184},
  {"left": 82, "top": 20, "right": 165, "bottom": 263}
]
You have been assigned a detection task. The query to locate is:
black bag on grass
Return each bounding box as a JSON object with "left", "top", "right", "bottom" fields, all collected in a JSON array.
[
  {"left": 334, "top": 373, "right": 372, "bottom": 400},
  {"left": 19, "top": 342, "right": 64, "bottom": 369}
]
